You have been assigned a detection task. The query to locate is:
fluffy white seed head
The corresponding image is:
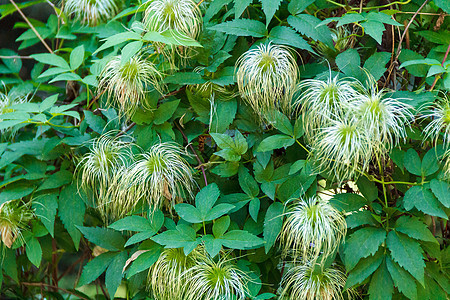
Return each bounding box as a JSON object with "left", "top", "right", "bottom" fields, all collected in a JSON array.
[
  {"left": 236, "top": 43, "right": 299, "bottom": 121},
  {"left": 147, "top": 247, "right": 207, "bottom": 300},
  {"left": 63, "top": 0, "right": 122, "bottom": 26},
  {"left": 422, "top": 94, "right": 450, "bottom": 148},
  {"left": 183, "top": 251, "right": 250, "bottom": 300},
  {"left": 144, "top": 0, "right": 202, "bottom": 39},
  {"left": 349, "top": 83, "right": 414, "bottom": 158},
  {"left": 98, "top": 54, "right": 164, "bottom": 116},
  {"left": 144, "top": 0, "right": 202, "bottom": 66},
  {"left": 280, "top": 196, "right": 346, "bottom": 262},
  {"left": 76, "top": 133, "right": 132, "bottom": 202},
  {"left": 0, "top": 200, "right": 34, "bottom": 248},
  {"left": 279, "top": 261, "right": 351, "bottom": 300},
  {"left": 311, "top": 115, "right": 373, "bottom": 183},
  {"left": 123, "top": 142, "right": 195, "bottom": 210},
  {"left": 295, "top": 75, "right": 355, "bottom": 141}
]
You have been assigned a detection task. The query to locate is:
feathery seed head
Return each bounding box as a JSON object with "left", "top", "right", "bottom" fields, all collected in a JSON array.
[
  {"left": 295, "top": 75, "right": 355, "bottom": 141},
  {"left": 144, "top": 0, "right": 202, "bottom": 66},
  {"left": 63, "top": 0, "right": 122, "bottom": 26},
  {"left": 350, "top": 83, "right": 413, "bottom": 156},
  {"left": 147, "top": 247, "right": 206, "bottom": 300},
  {"left": 279, "top": 261, "right": 351, "bottom": 300},
  {"left": 183, "top": 251, "right": 250, "bottom": 300},
  {"left": 280, "top": 196, "right": 346, "bottom": 262},
  {"left": 0, "top": 200, "right": 34, "bottom": 248},
  {"left": 314, "top": 27, "right": 355, "bottom": 60},
  {"left": 422, "top": 94, "right": 450, "bottom": 148},
  {"left": 98, "top": 54, "right": 164, "bottom": 116},
  {"left": 312, "top": 115, "right": 372, "bottom": 182},
  {"left": 236, "top": 43, "right": 299, "bottom": 121},
  {"left": 124, "top": 142, "right": 195, "bottom": 210},
  {"left": 144, "top": 0, "right": 202, "bottom": 39},
  {"left": 76, "top": 133, "right": 132, "bottom": 201}
]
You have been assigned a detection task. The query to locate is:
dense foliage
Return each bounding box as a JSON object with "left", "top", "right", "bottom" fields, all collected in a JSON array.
[{"left": 0, "top": 0, "right": 449, "bottom": 299}]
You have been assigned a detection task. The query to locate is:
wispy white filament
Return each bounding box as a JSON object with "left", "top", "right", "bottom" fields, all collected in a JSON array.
[{"left": 236, "top": 43, "right": 299, "bottom": 121}]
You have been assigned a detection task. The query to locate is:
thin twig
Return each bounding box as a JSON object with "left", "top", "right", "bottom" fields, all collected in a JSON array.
[
  {"left": 429, "top": 42, "right": 450, "bottom": 91},
  {"left": 175, "top": 122, "right": 208, "bottom": 186},
  {"left": 8, "top": 0, "right": 53, "bottom": 54},
  {"left": 395, "top": 0, "right": 429, "bottom": 59},
  {"left": 0, "top": 55, "right": 32, "bottom": 60},
  {"left": 21, "top": 282, "right": 89, "bottom": 300}
]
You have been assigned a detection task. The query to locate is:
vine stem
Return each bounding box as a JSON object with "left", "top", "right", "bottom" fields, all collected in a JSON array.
[
  {"left": 429, "top": 42, "right": 450, "bottom": 91},
  {"left": 8, "top": 0, "right": 53, "bottom": 54},
  {"left": 175, "top": 122, "right": 208, "bottom": 186}
]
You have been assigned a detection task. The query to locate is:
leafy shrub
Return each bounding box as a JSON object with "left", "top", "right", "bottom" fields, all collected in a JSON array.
[{"left": 0, "top": 0, "right": 449, "bottom": 299}]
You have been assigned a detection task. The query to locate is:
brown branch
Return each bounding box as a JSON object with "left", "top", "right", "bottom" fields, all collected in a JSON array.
[
  {"left": 175, "top": 122, "right": 208, "bottom": 186},
  {"left": 8, "top": 0, "right": 53, "bottom": 54},
  {"left": 0, "top": 55, "right": 32, "bottom": 60},
  {"left": 21, "top": 282, "right": 89, "bottom": 300},
  {"left": 429, "top": 42, "right": 450, "bottom": 91},
  {"left": 395, "top": 0, "right": 429, "bottom": 59}
]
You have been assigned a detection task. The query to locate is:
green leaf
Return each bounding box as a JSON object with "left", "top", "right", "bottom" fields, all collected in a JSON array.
[
  {"left": 30, "top": 53, "right": 70, "bottom": 69},
  {"left": 368, "top": 259, "right": 394, "bottom": 300},
  {"left": 238, "top": 167, "right": 259, "bottom": 198},
  {"left": 234, "top": 0, "right": 252, "bottom": 17},
  {"left": 175, "top": 203, "right": 203, "bottom": 223},
  {"left": 219, "top": 230, "right": 264, "bottom": 249},
  {"left": 77, "top": 226, "right": 125, "bottom": 251},
  {"left": 105, "top": 251, "right": 128, "bottom": 298},
  {"left": 330, "top": 193, "right": 368, "bottom": 212},
  {"left": 398, "top": 49, "right": 428, "bottom": 77},
  {"left": 363, "top": 52, "right": 391, "bottom": 81},
  {"left": 256, "top": 134, "right": 295, "bottom": 152},
  {"left": 362, "top": 21, "right": 386, "bottom": 44},
  {"left": 346, "top": 210, "right": 378, "bottom": 228},
  {"left": 127, "top": 243, "right": 162, "bottom": 278},
  {"left": 263, "top": 202, "right": 283, "bottom": 253},
  {"left": 94, "top": 31, "right": 141, "bottom": 54},
  {"left": 213, "top": 216, "right": 230, "bottom": 238},
  {"left": 39, "top": 94, "right": 59, "bottom": 112},
  {"left": 260, "top": 0, "right": 281, "bottom": 25},
  {"left": 69, "top": 45, "right": 84, "bottom": 70},
  {"left": 84, "top": 110, "right": 106, "bottom": 134},
  {"left": 249, "top": 198, "right": 260, "bottom": 222},
  {"left": 356, "top": 176, "right": 378, "bottom": 202},
  {"left": 37, "top": 170, "right": 72, "bottom": 191},
  {"left": 336, "top": 48, "right": 362, "bottom": 78},
  {"left": 268, "top": 26, "right": 313, "bottom": 52},
  {"left": 287, "top": 14, "right": 333, "bottom": 47},
  {"left": 33, "top": 192, "right": 58, "bottom": 237},
  {"left": 151, "top": 224, "right": 199, "bottom": 254},
  {"left": 153, "top": 100, "right": 180, "bottom": 125},
  {"left": 345, "top": 249, "right": 384, "bottom": 289},
  {"left": 421, "top": 149, "right": 439, "bottom": 176},
  {"left": 386, "top": 231, "right": 425, "bottom": 285},
  {"left": 78, "top": 252, "right": 117, "bottom": 287},
  {"left": 59, "top": 184, "right": 85, "bottom": 250},
  {"left": 403, "top": 149, "right": 422, "bottom": 176},
  {"left": 403, "top": 186, "right": 447, "bottom": 218},
  {"left": 288, "top": 0, "right": 315, "bottom": 15},
  {"left": 26, "top": 237, "right": 42, "bottom": 267},
  {"left": 394, "top": 216, "right": 437, "bottom": 244},
  {"left": 386, "top": 257, "right": 418, "bottom": 300},
  {"left": 337, "top": 13, "right": 365, "bottom": 27},
  {"left": 209, "top": 19, "right": 267, "bottom": 37},
  {"left": 430, "top": 179, "right": 450, "bottom": 208},
  {"left": 120, "top": 41, "right": 142, "bottom": 65},
  {"left": 344, "top": 227, "right": 387, "bottom": 270},
  {"left": 196, "top": 183, "right": 220, "bottom": 218},
  {"left": 435, "top": 0, "right": 450, "bottom": 13}
]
